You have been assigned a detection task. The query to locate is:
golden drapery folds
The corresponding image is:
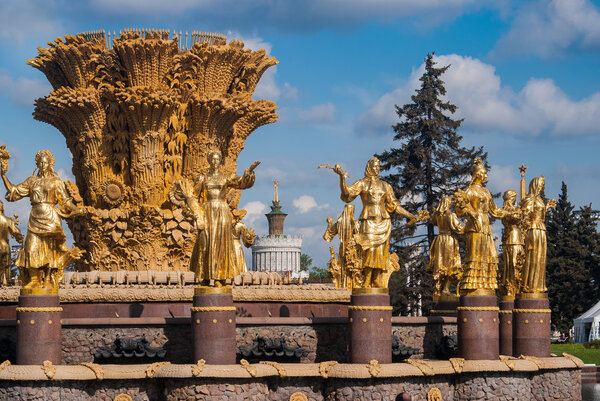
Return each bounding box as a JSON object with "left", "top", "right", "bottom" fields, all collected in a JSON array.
[
  {"left": 453, "top": 158, "right": 504, "bottom": 294},
  {"left": 324, "top": 203, "right": 360, "bottom": 290},
  {"left": 500, "top": 190, "right": 524, "bottom": 299},
  {"left": 325, "top": 157, "right": 422, "bottom": 289},
  {"left": 178, "top": 151, "right": 258, "bottom": 285},
  {"left": 520, "top": 177, "right": 555, "bottom": 294},
  {"left": 428, "top": 197, "right": 464, "bottom": 298},
  {"left": 231, "top": 209, "right": 256, "bottom": 277},
  {"left": 1, "top": 149, "right": 83, "bottom": 289}
]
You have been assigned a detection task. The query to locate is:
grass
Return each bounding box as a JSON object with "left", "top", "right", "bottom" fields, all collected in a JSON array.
[{"left": 551, "top": 343, "right": 600, "bottom": 365}]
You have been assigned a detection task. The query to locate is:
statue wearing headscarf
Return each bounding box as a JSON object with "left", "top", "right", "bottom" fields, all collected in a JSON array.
[{"left": 519, "top": 177, "right": 555, "bottom": 294}]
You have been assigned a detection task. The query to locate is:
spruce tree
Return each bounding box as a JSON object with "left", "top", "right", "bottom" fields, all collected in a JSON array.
[
  {"left": 546, "top": 183, "right": 599, "bottom": 335},
  {"left": 377, "top": 53, "right": 488, "bottom": 314}
]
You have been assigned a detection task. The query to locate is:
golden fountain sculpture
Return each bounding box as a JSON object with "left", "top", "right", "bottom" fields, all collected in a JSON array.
[
  {"left": 499, "top": 190, "right": 524, "bottom": 299},
  {"left": 173, "top": 150, "right": 259, "bottom": 285},
  {"left": 321, "top": 157, "right": 426, "bottom": 289},
  {"left": 27, "top": 29, "right": 278, "bottom": 271},
  {"left": 1, "top": 150, "right": 84, "bottom": 290},
  {"left": 0, "top": 199, "right": 23, "bottom": 286},
  {"left": 519, "top": 177, "right": 555, "bottom": 295},
  {"left": 427, "top": 196, "right": 464, "bottom": 298},
  {"left": 452, "top": 158, "right": 505, "bottom": 295}
]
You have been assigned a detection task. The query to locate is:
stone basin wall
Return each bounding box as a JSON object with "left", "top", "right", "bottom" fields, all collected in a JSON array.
[
  {"left": 0, "top": 359, "right": 582, "bottom": 401},
  {"left": 0, "top": 316, "right": 456, "bottom": 364}
]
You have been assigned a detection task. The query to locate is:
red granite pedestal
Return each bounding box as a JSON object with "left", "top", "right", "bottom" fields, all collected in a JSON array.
[
  {"left": 457, "top": 293, "right": 499, "bottom": 360},
  {"left": 513, "top": 294, "right": 551, "bottom": 357},
  {"left": 16, "top": 288, "right": 62, "bottom": 365},
  {"left": 430, "top": 294, "right": 459, "bottom": 317},
  {"left": 499, "top": 297, "right": 514, "bottom": 356},
  {"left": 349, "top": 288, "right": 392, "bottom": 364},
  {"left": 191, "top": 286, "right": 236, "bottom": 364}
]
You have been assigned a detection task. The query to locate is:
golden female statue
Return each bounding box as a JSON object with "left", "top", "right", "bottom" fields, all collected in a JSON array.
[
  {"left": 332, "top": 157, "right": 421, "bottom": 288},
  {"left": 1, "top": 150, "right": 83, "bottom": 289},
  {"left": 324, "top": 203, "right": 360, "bottom": 290},
  {"left": 178, "top": 150, "right": 259, "bottom": 286},
  {"left": 231, "top": 209, "right": 256, "bottom": 277},
  {"left": 453, "top": 158, "right": 504, "bottom": 294},
  {"left": 520, "top": 177, "right": 555, "bottom": 294},
  {"left": 500, "top": 190, "right": 523, "bottom": 298},
  {"left": 428, "top": 197, "right": 464, "bottom": 297},
  {"left": 0, "top": 201, "right": 23, "bottom": 285}
]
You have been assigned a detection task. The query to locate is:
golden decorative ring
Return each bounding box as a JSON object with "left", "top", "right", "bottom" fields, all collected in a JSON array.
[
  {"left": 513, "top": 308, "right": 551, "bottom": 313},
  {"left": 429, "top": 310, "right": 457, "bottom": 314},
  {"left": 15, "top": 307, "right": 63, "bottom": 312},
  {"left": 194, "top": 286, "right": 232, "bottom": 295},
  {"left": 348, "top": 305, "right": 393, "bottom": 311},
  {"left": 456, "top": 306, "right": 499, "bottom": 311},
  {"left": 190, "top": 306, "right": 236, "bottom": 312},
  {"left": 498, "top": 310, "right": 513, "bottom": 314},
  {"left": 352, "top": 288, "right": 388, "bottom": 295}
]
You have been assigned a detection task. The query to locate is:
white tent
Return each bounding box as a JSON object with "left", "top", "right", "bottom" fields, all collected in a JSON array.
[{"left": 574, "top": 300, "right": 600, "bottom": 343}]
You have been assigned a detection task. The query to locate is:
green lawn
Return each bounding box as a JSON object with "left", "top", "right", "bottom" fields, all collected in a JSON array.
[{"left": 551, "top": 343, "right": 600, "bottom": 365}]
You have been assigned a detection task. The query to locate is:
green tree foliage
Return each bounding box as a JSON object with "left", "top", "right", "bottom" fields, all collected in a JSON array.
[
  {"left": 547, "top": 182, "right": 600, "bottom": 335},
  {"left": 377, "top": 53, "right": 489, "bottom": 315},
  {"left": 300, "top": 254, "right": 313, "bottom": 271}
]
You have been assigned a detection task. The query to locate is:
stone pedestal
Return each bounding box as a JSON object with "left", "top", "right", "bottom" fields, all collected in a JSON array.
[
  {"left": 499, "top": 298, "right": 514, "bottom": 356},
  {"left": 513, "top": 294, "right": 551, "bottom": 357},
  {"left": 16, "top": 288, "right": 62, "bottom": 365},
  {"left": 348, "top": 288, "right": 392, "bottom": 364},
  {"left": 191, "top": 286, "right": 236, "bottom": 364},
  {"left": 430, "top": 294, "right": 459, "bottom": 317},
  {"left": 457, "top": 294, "right": 499, "bottom": 360}
]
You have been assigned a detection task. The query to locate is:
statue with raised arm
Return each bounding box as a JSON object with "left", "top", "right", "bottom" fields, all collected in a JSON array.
[
  {"left": 519, "top": 176, "right": 555, "bottom": 294},
  {"left": 1, "top": 149, "right": 84, "bottom": 290},
  {"left": 500, "top": 190, "right": 524, "bottom": 299},
  {"left": 326, "top": 157, "right": 426, "bottom": 289},
  {"left": 428, "top": 197, "right": 464, "bottom": 298},
  {"left": 452, "top": 158, "right": 505, "bottom": 294},
  {"left": 175, "top": 149, "right": 259, "bottom": 287},
  {"left": 0, "top": 200, "right": 23, "bottom": 286}
]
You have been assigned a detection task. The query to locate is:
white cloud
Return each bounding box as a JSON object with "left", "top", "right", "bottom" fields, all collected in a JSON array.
[
  {"left": 89, "top": 0, "right": 484, "bottom": 31},
  {"left": 240, "top": 200, "right": 266, "bottom": 225},
  {"left": 493, "top": 0, "right": 600, "bottom": 59},
  {"left": 487, "top": 164, "right": 521, "bottom": 196},
  {"left": 280, "top": 103, "right": 338, "bottom": 125},
  {"left": 293, "top": 195, "right": 329, "bottom": 214},
  {"left": 0, "top": 1, "right": 62, "bottom": 44},
  {"left": 356, "top": 54, "right": 600, "bottom": 138},
  {"left": 0, "top": 70, "right": 51, "bottom": 107}
]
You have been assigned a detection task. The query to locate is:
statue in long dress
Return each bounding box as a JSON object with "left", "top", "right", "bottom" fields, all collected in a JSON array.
[
  {"left": 328, "top": 157, "right": 425, "bottom": 289},
  {"left": 0, "top": 201, "right": 23, "bottom": 286},
  {"left": 452, "top": 158, "right": 505, "bottom": 294},
  {"left": 499, "top": 190, "right": 524, "bottom": 298},
  {"left": 231, "top": 209, "right": 256, "bottom": 277},
  {"left": 427, "top": 197, "right": 464, "bottom": 297},
  {"left": 519, "top": 177, "right": 555, "bottom": 294},
  {"left": 1, "top": 149, "right": 84, "bottom": 289},
  {"left": 176, "top": 150, "right": 259, "bottom": 286}
]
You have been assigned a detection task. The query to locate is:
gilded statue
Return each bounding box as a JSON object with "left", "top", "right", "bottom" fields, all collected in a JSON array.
[
  {"left": 176, "top": 150, "right": 259, "bottom": 286},
  {"left": 1, "top": 149, "right": 84, "bottom": 289},
  {"left": 519, "top": 177, "right": 555, "bottom": 294},
  {"left": 452, "top": 158, "right": 504, "bottom": 294},
  {"left": 499, "top": 190, "right": 524, "bottom": 298},
  {"left": 231, "top": 209, "right": 256, "bottom": 277},
  {"left": 0, "top": 201, "right": 23, "bottom": 285},
  {"left": 325, "top": 157, "right": 425, "bottom": 289},
  {"left": 427, "top": 197, "right": 464, "bottom": 298},
  {"left": 324, "top": 203, "right": 360, "bottom": 290}
]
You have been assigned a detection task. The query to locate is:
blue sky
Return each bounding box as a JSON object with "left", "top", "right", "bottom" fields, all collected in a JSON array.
[{"left": 1, "top": 0, "right": 599, "bottom": 268}]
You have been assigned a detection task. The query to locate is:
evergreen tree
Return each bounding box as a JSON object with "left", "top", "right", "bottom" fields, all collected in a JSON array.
[
  {"left": 546, "top": 183, "right": 599, "bottom": 335},
  {"left": 377, "top": 53, "right": 488, "bottom": 314}
]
